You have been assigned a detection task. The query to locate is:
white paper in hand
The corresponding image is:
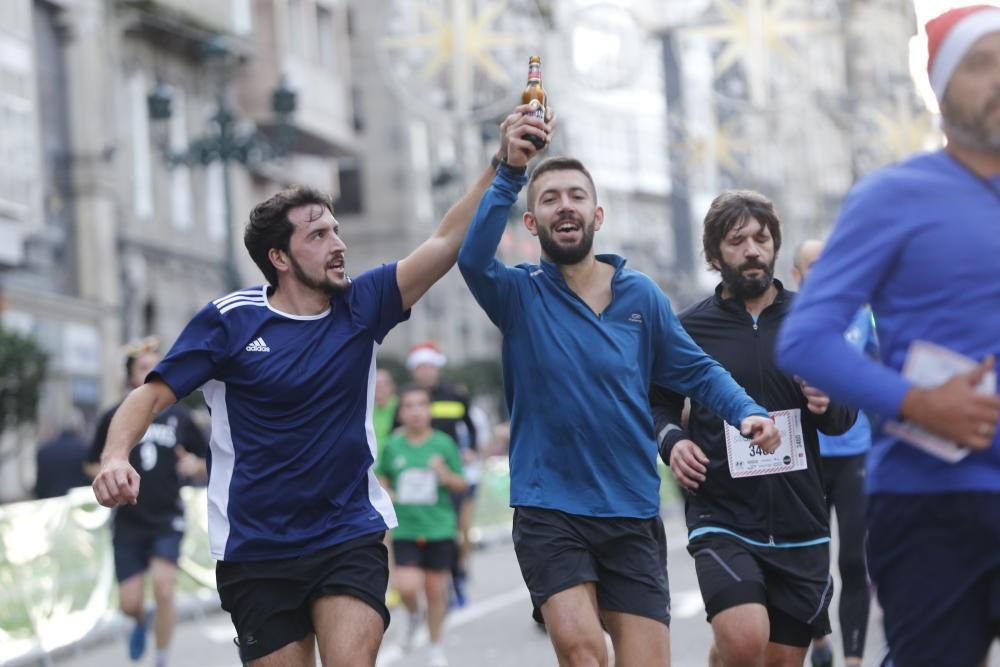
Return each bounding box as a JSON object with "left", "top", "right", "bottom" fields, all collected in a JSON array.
[{"left": 883, "top": 340, "right": 997, "bottom": 463}]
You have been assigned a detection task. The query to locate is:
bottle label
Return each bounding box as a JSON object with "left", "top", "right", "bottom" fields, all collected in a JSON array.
[
  {"left": 528, "top": 63, "right": 541, "bottom": 82},
  {"left": 527, "top": 98, "right": 545, "bottom": 120}
]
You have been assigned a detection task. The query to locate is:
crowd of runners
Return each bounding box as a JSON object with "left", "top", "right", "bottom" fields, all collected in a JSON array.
[{"left": 90, "top": 6, "right": 1000, "bottom": 667}]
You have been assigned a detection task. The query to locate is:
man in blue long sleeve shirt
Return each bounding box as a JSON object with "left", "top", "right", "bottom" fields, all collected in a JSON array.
[
  {"left": 777, "top": 8, "right": 1000, "bottom": 666},
  {"left": 459, "top": 112, "right": 779, "bottom": 666}
]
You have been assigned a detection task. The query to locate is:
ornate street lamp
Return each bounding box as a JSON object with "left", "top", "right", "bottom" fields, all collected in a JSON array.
[{"left": 146, "top": 39, "right": 297, "bottom": 292}]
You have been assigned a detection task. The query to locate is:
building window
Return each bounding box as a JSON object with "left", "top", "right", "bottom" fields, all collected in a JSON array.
[
  {"left": 169, "top": 89, "right": 193, "bottom": 230},
  {"left": 232, "top": 0, "right": 252, "bottom": 35},
  {"left": 317, "top": 4, "right": 335, "bottom": 68},
  {"left": 143, "top": 298, "right": 157, "bottom": 335},
  {"left": 335, "top": 158, "right": 363, "bottom": 215},
  {"left": 0, "top": 1, "right": 39, "bottom": 225},
  {"left": 129, "top": 71, "right": 154, "bottom": 221},
  {"left": 205, "top": 162, "right": 225, "bottom": 240},
  {"left": 286, "top": 0, "right": 304, "bottom": 58}
]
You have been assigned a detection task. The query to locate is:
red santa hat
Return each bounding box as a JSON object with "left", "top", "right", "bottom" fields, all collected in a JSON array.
[
  {"left": 926, "top": 4, "right": 1000, "bottom": 100},
  {"left": 406, "top": 341, "right": 447, "bottom": 370}
]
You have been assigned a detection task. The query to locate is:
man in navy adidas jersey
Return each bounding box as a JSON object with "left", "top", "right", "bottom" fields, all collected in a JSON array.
[{"left": 92, "top": 104, "right": 554, "bottom": 667}]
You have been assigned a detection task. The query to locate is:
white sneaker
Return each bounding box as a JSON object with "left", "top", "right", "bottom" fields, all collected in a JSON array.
[
  {"left": 428, "top": 644, "right": 448, "bottom": 667},
  {"left": 402, "top": 608, "right": 423, "bottom": 651}
]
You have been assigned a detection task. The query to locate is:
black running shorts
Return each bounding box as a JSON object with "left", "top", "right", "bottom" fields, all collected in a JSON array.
[
  {"left": 512, "top": 506, "right": 671, "bottom": 626},
  {"left": 111, "top": 523, "right": 183, "bottom": 582},
  {"left": 216, "top": 530, "right": 389, "bottom": 663},
  {"left": 687, "top": 531, "right": 832, "bottom": 647},
  {"left": 393, "top": 538, "right": 457, "bottom": 571}
]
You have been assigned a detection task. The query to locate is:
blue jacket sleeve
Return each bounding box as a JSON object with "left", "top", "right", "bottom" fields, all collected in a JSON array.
[
  {"left": 652, "top": 291, "right": 768, "bottom": 426},
  {"left": 458, "top": 165, "right": 528, "bottom": 331},
  {"left": 776, "top": 177, "right": 912, "bottom": 419}
]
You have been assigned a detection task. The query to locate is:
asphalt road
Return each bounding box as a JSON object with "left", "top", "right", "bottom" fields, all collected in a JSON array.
[{"left": 50, "top": 506, "right": 998, "bottom": 667}]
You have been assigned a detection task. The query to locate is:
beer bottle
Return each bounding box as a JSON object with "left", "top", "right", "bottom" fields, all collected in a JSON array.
[{"left": 521, "top": 55, "right": 546, "bottom": 149}]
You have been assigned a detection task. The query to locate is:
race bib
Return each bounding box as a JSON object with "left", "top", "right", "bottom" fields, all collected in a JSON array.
[
  {"left": 396, "top": 468, "right": 438, "bottom": 505},
  {"left": 724, "top": 409, "right": 807, "bottom": 478}
]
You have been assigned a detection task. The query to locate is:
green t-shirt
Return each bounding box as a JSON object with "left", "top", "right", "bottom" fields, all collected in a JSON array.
[
  {"left": 377, "top": 430, "right": 463, "bottom": 541},
  {"left": 373, "top": 395, "right": 399, "bottom": 460}
]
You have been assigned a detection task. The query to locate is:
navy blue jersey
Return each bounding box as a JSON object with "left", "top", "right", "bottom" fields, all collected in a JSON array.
[{"left": 151, "top": 264, "right": 410, "bottom": 561}]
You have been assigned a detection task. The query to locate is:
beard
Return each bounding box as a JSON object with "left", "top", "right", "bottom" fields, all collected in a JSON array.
[
  {"left": 720, "top": 258, "right": 775, "bottom": 299},
  {"left": 289, "top": 252, "right": 349, "bottom": 297},
  {"left": 941, "top": 91, "right": 1000, "bottom": 154},
  {"left": 536, "top": 214, "right": 596, "bottom": 265}
]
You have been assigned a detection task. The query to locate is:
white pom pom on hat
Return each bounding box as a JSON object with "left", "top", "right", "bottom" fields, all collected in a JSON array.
[{"left": 406, "top": 341, "right": 447, "bottom": 370}]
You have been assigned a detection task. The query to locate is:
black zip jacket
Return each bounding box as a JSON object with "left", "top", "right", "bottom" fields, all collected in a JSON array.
[{"left": 650, "top": 281, "right": 856, "bottom": 545}]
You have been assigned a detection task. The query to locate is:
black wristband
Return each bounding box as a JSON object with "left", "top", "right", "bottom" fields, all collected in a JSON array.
[{"left": 490, "top": 154, "right": 502, "bottom": 170}]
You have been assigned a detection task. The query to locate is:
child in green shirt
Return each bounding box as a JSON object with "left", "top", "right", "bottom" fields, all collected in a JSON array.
[{"left": 377, "top": 384, "right": 466, "bottom": 665}]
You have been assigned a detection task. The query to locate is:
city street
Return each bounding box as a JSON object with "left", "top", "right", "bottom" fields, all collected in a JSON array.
[{"left": 49, "top": 505, "right": 999, "bottom": 667}]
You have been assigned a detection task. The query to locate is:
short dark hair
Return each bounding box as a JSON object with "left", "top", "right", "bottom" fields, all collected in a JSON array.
[
  {"left": 526, "top": 156, "right": 598, "bottom": 211},
  {"left": 702, "top": 190, "right": 782, "bottom": 271},
  {"left": 244, "top": 185, "right": 334, "bottom": 287},
  {"left": 397, "top": 383, "right": 430, "bottom": 402}
]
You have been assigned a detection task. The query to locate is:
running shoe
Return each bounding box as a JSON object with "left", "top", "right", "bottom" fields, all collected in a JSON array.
[
  {"left": 127, "top": 608, "right": 154, "bottom": 661},
  {"left": 402, "top": 608, "right": 424, "bottom": 651},
  {"left": 428, "top": 643, "right": 449, "bottom": 667},
  {"left": 810, "top": 641, "right": 833, "bottom": 667},
  {"left": 450, "top": 572, "right": 468, "bottom": 608}
]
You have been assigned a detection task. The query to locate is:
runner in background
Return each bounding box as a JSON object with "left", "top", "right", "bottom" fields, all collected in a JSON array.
[
  {"left": 792, "top": 239, "right": 875, "bottom": 667},
  {"left": 378, "top": 384, "right": 467, "bottom": 667},
  {"left": 87, "top": 337, "right": 208, "bottom": 667},
  {"left": 373, "top": 367, "right": 400, "bottom": 461},
  {"left": 405, "top": 342, "right": 479, "bottom": 607},
  {"left": 650, "top": 191, "right": 856, "bottom": 667},
  {"left": 373, "top": 366, "right": 402, "bottom": 610}
]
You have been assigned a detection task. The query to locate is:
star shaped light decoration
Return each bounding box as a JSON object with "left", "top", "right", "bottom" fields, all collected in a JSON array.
[
  {"left": 670, "top": 102, "right": 751, "bottom": 178},
  {"left": 681, "top": 0, "right": 836, "bottom": 106},
  {"left": 378, "top": 0, "right": 542, "bottom": 120},
  {"left": 869, "top": 93, "right": 939, "bottom": 164}
]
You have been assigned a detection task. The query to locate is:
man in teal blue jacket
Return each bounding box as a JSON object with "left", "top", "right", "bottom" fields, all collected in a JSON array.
[{"left": 458, "top": 111, "right": 779, "bottom": 666}]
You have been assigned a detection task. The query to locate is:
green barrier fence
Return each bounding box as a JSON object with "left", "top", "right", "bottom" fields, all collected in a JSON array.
[{"left": 0, "top": 457, "right": 679, "bottom": 664}]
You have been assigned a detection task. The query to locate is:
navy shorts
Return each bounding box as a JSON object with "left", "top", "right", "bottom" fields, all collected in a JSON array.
[
  {"left": 112, "top": 522, "right": 183, "bottom": 582},
  {"left": 688, "top": 532, "right": 832, "bottom": 647},
  {"left": 512, "top": 506, "right": 670, "bottom": 626},
  {"left": 867, "top": 492, "right": 1000, "bottom": 667},
  {"left": 393, "top": 538, "right": 456, "bottom": 571},
  {"left": 216, "top": 531, "right": 390, "bottom": 663}
]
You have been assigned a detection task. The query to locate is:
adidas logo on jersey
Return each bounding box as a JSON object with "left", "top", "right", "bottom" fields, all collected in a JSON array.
[{"left": 245, "top": 337, "right": 271, "bottom": 352}]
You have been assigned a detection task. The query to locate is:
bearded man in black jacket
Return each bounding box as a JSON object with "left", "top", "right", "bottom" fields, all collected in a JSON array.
[{"left": 650, "top": 190, "right": 857, "bottom": 667}]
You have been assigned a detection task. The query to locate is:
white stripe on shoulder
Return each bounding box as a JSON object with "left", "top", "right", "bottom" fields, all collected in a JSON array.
[
  {"left": 219, "top": 299, "right": 267, "bottom": 315},
  {"left": 213, "top": 287, "right": 263, "bottom": 305},
  {"left": 212, "top": 294, "right": 264, "bottom": 308},
  {"left": 214, "top": 293, "right": 265, "bottom": 309},
  {"left": 215, "top": 295, "right": 265, "bottom": 310}
]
